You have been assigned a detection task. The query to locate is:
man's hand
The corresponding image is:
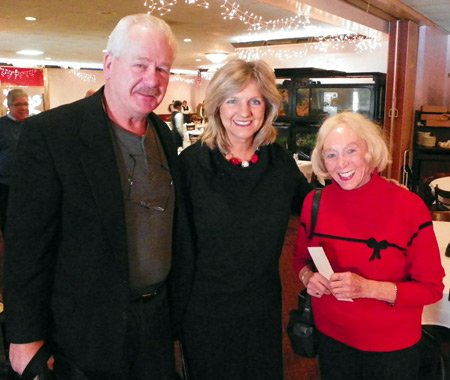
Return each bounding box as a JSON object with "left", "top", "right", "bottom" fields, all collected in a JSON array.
[{"left": 9, "top": 341, "right": 45, "bottom": 375}]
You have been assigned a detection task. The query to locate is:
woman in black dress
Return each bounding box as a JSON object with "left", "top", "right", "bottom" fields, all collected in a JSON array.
[{"left": 177, "top": 59, "right": 311, "bottom": 380}]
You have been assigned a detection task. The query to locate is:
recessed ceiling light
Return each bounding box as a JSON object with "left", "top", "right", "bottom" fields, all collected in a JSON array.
[
  {"left": 16, "top": 50, "right": 44, "bottom": 56},
  {"left": 25, "top": 17, "right": 37, "bottom": 21},
  {"left": 205, "top": 52, "right": 229, "bottom": 64},
  {"left": 196, "top": 59, "right": 201, "bottom": 62},
  {"left": 45, "top": 57, "right": 52, "bottom": 60},
  {"left": 184, "top": 38, "right": 192, "bottom": 42}
]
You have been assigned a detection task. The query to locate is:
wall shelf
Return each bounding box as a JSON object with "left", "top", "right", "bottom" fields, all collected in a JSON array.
[{"left": 411, "top": 109, "right": 450, "bottom": 198}]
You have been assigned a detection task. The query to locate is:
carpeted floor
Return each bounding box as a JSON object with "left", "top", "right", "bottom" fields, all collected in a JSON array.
[{"left": 280, "top": 216, "right": 320, "bottom": 380}]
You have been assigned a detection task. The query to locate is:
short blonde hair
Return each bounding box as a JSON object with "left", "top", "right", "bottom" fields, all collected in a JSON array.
[
  {"left": 200, "top": 59, "right": 281, "bottom": 153},
  {"left": 311, "top": 112, "right": 390, "bottom": 178}
]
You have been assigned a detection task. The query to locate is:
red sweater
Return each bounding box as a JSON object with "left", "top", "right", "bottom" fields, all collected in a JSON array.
[{"left": 293, "top": 173, "right": 444, "bottom": 351}]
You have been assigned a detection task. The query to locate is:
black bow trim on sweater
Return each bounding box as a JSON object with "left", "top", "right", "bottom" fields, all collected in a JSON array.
[
  {"left": 312, "top": 233, "right": 406, "bottom": 261},
  {"left": 406, "top": 221, "right": 433, "bottom": 247},
  {"left": 302, "top": 221, "right": 432, "bottom": 261}
]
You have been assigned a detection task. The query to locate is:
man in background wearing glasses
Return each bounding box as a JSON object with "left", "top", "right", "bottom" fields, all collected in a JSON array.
[{"left": 0, "top": 89, "right": 29, "bottom": 234}]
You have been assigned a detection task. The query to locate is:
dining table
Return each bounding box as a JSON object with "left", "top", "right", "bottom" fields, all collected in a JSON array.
[
  {"left": 421, "top": 220, "right": 450, "bottom": 380},
  {"left": 429, "top": 176, "right": 450, "bottom": 193}
]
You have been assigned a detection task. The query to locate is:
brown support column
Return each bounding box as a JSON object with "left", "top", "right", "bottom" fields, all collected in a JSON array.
[{"left": 384, "top": 20, "right": 419, "bottom": 181}]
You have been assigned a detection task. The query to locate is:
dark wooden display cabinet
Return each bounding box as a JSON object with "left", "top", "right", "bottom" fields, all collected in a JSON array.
[
  {"left": 411, "top": 108, "right": 450, "bottom": 199},
  {"left": 273, "top": 68, "right": 386, "bottom": 158}
]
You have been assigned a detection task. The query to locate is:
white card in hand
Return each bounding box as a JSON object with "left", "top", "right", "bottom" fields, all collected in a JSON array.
[
  {"left": 308, "top": 247, "right": 353, "bottom": 302},
  {"left": 308, "top": 247, "right": 334, "bottom": 280}
]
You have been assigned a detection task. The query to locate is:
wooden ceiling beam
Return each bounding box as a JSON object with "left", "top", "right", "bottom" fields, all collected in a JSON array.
[{"left": 339, "top": 0, "right": 436, "bottom": 27}]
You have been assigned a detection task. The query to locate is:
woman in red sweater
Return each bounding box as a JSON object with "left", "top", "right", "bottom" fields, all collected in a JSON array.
[{"left": 293, "top": 112, "right": 444, "bottom": 380}]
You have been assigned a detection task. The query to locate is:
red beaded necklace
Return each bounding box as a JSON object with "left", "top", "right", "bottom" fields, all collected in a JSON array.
[{"left": 225, "top": 148, "right": 259, "bottom": 168}]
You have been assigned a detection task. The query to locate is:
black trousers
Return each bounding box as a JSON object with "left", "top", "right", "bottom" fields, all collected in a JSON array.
[
  {"left": 79, "top": 287, "right": 175, "bottom": 380},
  {"left": 318, "top": 331, "right": 420, "bottom": 380}
]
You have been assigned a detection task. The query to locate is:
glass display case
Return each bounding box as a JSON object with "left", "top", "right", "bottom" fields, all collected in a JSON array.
[{"left": 274, "top": 68, "right": 386, "bottom": 156}]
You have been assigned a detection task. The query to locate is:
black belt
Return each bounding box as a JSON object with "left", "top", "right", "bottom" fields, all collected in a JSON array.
[{"left": 130, "top": 284, "right": 165, "bottom": 303}]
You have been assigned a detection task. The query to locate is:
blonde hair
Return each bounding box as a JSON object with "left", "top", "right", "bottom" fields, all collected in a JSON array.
[
  {"left": 200, "top": 59, "right": 281, "bottom": 153},
  {"left": 311, "top": 112, "right": 391, "bottom": 178}
]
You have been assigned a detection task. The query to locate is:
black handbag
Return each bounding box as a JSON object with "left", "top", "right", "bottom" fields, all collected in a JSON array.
[
  {"left": 287, "top": 288, "right": 317, "bottom": 358},
  {"left": 286, "top": 188, "right": 322, "bottom": 359}
]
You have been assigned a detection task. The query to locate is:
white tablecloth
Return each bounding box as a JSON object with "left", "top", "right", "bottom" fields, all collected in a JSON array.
[
  {"left": 430, "top": 177, "right": 450, "bottom": 192},
  {"left": 422, "top": 221, "right": 450, "bottom": 327}
]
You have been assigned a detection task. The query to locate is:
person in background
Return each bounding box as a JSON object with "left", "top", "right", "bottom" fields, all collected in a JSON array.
[
  {"left": 0, "top": 88, "right": 29, "bottom": 235},
  {"left": 293, "top": 112, "right": 444, "bottom": 380},
  {"left": 196, "top": 101, "right": 205, "bottom": 120},
  {"left": 181, "top": 100, "right": 191, "bottom": 123},
  {"left": 176, "top": 59, "right": 311, "bottom": 380},
  {"left": 171, "top": 100, "right": 184, "bottom": 148},
  {"left": 168, "top": 100, "right": 175, "bottom": 113},
  {"left": 4, "top": 13, "right": 182, "bottom": 380}
]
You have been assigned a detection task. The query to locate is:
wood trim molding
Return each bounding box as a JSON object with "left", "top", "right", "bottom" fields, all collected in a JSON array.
[
  {"left": 384, "top": 20, "right": 419, "bottom": 181},
  {"left": 339, "top": 0, "right": 436, "bottom": 27}
]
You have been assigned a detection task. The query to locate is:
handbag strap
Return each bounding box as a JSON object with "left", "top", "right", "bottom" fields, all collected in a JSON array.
[{"left": 310, "top": 188, "right": 322, "bottom": 236}]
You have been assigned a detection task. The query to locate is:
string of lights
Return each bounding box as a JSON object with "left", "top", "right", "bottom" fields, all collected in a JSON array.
[
  {"left": 169, "top": 75, "right": 196, "bottom": 84},
  {"left": 220, "top": 1, "right": 310, "bottom": 32},
  {"left": 69, "top": 69, "right": 97, "bottom": 83},
  {"left": 235, "top": 33, "right": 382, "bottom": 62},
  {"left": 144, "top": 0, "right": 208, "bottom": 16},
  {"left": 143, "top": 0, "right": 383, "bottom": 69}
]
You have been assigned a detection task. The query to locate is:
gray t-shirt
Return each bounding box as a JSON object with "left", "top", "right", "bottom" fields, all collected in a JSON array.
[{"left": 110, "top": 120, "right": 175, "bottom": 296}]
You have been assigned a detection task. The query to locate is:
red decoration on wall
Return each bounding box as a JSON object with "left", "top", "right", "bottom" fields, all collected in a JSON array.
[{"left": 0, "top": 66, "right": 44, "bottom": 87}]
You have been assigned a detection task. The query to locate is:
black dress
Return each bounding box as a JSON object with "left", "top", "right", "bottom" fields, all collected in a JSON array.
[{"left": 177, "top": 142, "right": 311, "bottom": 380}]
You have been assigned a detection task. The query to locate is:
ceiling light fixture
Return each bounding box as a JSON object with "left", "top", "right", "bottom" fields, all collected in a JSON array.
[
  {"left": 25, "top": 17, "right": 37, "bottom": 21},
  {"left": 205, "top": 53, "right": 228, "bottom": 64},
  {"left": 16, "top": 50, "right": 44, "bottom": 56}
]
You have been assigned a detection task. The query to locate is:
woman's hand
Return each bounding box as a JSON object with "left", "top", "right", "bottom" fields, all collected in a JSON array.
[
  {"left": 329, "top": 272, "right": 370, "bottom": 300},
  {"left": 329, "top": 272, "right": 397, "bottom": 304},
  {"left": 304, "top": 271, "right": 332, "bottom": 298}
]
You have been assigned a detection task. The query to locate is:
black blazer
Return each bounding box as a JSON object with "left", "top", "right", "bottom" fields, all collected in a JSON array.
[{"left": 3, "top": 89, "right": 183, "bottom": 373}]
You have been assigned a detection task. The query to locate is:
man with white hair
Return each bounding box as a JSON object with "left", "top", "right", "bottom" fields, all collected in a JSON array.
[{"left": 5, "top": 14, "right": 183, "bottom": 380}]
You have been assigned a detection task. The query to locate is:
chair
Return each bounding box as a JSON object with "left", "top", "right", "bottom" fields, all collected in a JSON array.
[
  {"left": 421, "top": 324, "right": 450, "bottom": 380},
  {"left": 435, "top": 185, "right": 450, "bottom": 211},
  {"left": 430, "top": 211, "right": 450, "bottom": 222},
  {"left": 423, "top": 173, "right": 450, "bottom": 209}
]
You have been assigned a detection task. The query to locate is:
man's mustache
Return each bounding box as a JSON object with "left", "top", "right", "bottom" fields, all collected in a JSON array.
[{"left": 135, "top": 87, "right": 161, "bottom": 97}]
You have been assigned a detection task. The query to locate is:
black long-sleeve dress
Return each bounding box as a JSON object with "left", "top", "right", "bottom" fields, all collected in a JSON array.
[{"left": 176, "top": 141, "right": 311, "bottom": 380}]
